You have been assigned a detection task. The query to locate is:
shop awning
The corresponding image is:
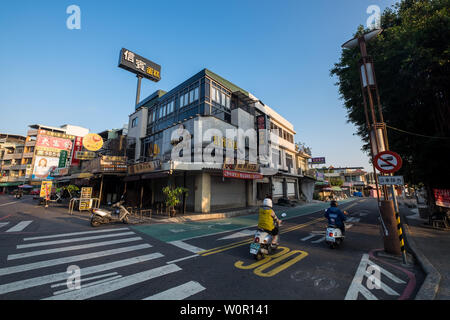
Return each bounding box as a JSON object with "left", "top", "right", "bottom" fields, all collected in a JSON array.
[
  {"left": 0, "top": 182, "right": 22, "bottom": 187},
  {"left": 142, "top": 171, "right": 170, "bottom": 180}
]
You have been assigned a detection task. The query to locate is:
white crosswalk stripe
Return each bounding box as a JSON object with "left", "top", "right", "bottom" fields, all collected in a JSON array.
[
  {"left": 2, "top": 221, "right": 33, "bottom": 233},
  {"left": 0, "top": 228, "right": 205, "bottom": 300}
]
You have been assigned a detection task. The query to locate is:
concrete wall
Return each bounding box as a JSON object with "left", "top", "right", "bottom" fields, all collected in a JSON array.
[{"left": 128, "top": 107, "right": 148, "bottom": 161}]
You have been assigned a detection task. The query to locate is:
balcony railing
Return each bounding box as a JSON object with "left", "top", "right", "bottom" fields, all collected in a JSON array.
[
  {"left": 27, "top": 129, "right": 38, "bottom": 136},
  {"left": 23, "top": 152, "right": 34, "bottom": 158},
  {"left": 2, "top": 153, "right": 23, "bottom": 160},
  {"left": 25, "top": 140, "right": 36, "bottom": 147}
]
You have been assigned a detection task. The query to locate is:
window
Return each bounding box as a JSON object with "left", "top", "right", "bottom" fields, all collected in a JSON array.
[
  {"left": 194, "top": 87, "right": 199, "bottom": 101},
  {"left": 180, "top": 95, "right": 184, "bottom": 108},
  {"left": 148, "top": 111, "right": 153, "bottom": 124},
  {"left": 131, "top": 117, "right": 138, "bottom": 128}
]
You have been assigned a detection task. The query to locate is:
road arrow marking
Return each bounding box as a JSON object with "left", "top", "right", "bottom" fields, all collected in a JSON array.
[{"left": 217, "top": 229, "right": 255, "bottom": 240}]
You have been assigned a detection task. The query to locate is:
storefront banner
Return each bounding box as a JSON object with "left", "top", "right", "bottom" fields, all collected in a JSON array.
[
  {"left": 128, "top": 160, "right": 161, "bottom": 175},
  {"left": 434, "top": 189, "right": 450, "bottom": 208},
  {"left": 32, "top": 156, "right": 60, "bottom": 180},
  {"left": 75, "top": 151, "right": 97, "bottom": 160},
  {"left": 38, "top": 130, "right": 74, "bottom": 140},
  {"left": 71, "top": 136, "right": 83, "bottom": 165},
  {"left": 36, "top": 135, "right": 73, "bottom": 152},
  {"left": 223, "top": 170, "right": 263, "bottom": 180},
  {"left": 223, "top": 163, "right": 259, "bottom": 172}
]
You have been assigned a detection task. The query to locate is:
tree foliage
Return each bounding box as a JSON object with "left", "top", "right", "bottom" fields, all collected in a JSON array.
[{"left": 331, "top": 0, "right": 450, "bottom": 190}]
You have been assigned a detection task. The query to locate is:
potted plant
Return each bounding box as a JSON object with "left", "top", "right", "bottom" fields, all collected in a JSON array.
[{"left": 162, "top": 186, "right": 188, "bottom": 217}]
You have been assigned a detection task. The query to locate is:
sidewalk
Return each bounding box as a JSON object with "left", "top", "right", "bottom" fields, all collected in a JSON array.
[{"left": 398, "top": 198, "right": 449, "bottom": 300}]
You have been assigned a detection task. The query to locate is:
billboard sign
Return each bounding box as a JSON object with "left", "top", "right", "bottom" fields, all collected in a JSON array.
[
  {"left": 82, "top": 133, "right": 104, "bottom": 152},
  {"left": 310, "top": 157, "right": 326, "bottom": 165},
  {"left": 75, "top": 151, "right": 97, "bottom": 160},
  {"left": 118, "top": 48, "right": 161, "bottom": 82},
  {"left": 40, "top": 181, "right": 53, "bottom": 198},
  {"left": 32, "top": 156, "right": 59, "bottom": 180},
  {"left": 36, "top": 135, "right": 73, "bottom": 152}
]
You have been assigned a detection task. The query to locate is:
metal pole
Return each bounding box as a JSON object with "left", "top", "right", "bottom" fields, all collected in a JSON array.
[{"left": 136, "top": 75, "right": 142, "bottom": 107}]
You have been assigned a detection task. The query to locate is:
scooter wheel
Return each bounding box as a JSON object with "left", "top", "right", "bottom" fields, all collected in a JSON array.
[
  {"left": 90, "top": 218, "right": 101, "bottom": 227},
  {"left": 253, "top": 252, "right": 264, "bottom": 261}
]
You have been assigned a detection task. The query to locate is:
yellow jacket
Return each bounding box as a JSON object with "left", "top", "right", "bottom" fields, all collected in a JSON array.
[{"left": 258, "top": 207, "right": 275, "bottom": 231}]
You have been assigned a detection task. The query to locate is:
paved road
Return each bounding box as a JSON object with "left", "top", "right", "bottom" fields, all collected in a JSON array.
[{"left": 0, "top": 195, "right": 424, "bottom": 300}]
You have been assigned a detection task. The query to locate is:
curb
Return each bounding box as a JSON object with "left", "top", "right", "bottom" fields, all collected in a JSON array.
[{"left": 400, "top": 211, "right": 442, "bottom": 300}]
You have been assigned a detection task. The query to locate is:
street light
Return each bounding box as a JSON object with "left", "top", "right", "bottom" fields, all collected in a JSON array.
[{"left": 342, "top": 29, "right": 407, "bottom": 262}]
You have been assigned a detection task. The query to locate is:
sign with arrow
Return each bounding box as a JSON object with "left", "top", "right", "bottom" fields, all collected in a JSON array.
[{"left": 374, "top": 151, "right": 402, "bottom": 174}]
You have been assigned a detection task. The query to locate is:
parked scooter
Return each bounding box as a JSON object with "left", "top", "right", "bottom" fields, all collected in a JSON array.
[
  {"left": 90, "top": 199, "right": 130, "bottom": 227},
  {"left": 250, "top": 213, "right": 287, "bottom": 260}
]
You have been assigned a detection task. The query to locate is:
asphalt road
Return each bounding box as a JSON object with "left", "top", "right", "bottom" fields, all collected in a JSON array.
[{"left": 0, "top": 195, "right": 424, "bottom": 301}]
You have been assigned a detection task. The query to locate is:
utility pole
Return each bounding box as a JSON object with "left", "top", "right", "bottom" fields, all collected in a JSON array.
[{"left": 342, "top": 29, "right": 407, "bottom": 264}]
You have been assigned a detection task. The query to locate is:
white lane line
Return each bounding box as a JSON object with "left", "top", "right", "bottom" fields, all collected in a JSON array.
[
  {"left": 143, "top": 281, "right": 205, "bottom": 300},
  {"left": 0, "top": 222, "right": 9, "bottom": 229},
  {"left": 43, "top": 264, "right": 182, "bottom": 300},
  {"left": 0, "top": 201, "right": 20, "bottom": 207},
  {"left": 6, "top": 221, "right": 33, "bottom": 233},
  {"left": 24, "top": 228, "right": 129, "bottom": 241},
  {"left": 311, "top": 236, "right": 326, "bottom": 243},
  {"left": 0, "top": 253, "right": 163, "bottom": 295},
  {"left": 8, "top": 236, "right": 144, "bottom": 260},
  {"left": 345, "top": 254, "right": 374, "bottom": 300},
  {"left": 50, "top": 272, "right": 119, "bottom": 288},
  {"left": 17, "top": 231, "right": 135, "bottom": 249},
  {"left": 168, "top": 240, "right": 204, "bottom": 253},
  {"left": 301, "top": 234, "right": 315, "bottom": 241},
  {"left": 0, "top": 243, "right": 152, "bottom": 276},
  {"left": 166, "top": 254, "right": 199, "bottom": 265},
  {"left": 52, "top": 275, "right": 123, "bottom": 296}
]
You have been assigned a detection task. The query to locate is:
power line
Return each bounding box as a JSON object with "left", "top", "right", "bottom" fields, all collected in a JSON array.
[{"left": 386, "top": 125, "right": 450, "bottom": 140}]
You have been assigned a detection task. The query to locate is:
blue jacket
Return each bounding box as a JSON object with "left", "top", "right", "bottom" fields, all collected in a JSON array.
[{"left": 325, "top": 207, "right": 346, "bottom": 227}]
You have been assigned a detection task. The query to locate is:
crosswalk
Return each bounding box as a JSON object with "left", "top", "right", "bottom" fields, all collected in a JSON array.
[
  {"left": 0, "top": 220, "right": 33, "bottom": 233},
  {"left": 0, "top": 227, "right": 206, "bottom": 300}
]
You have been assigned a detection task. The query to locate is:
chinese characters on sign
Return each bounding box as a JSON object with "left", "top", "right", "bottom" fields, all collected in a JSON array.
[
  {"left": 310, "top": 157, "right": 326, "bottom": 165},
  {"left": 223, "top": 170, "right": 263, "bottom": 180},
  {"left": 118, "top": 48, "right": 161, "bottom": 82},
  {"left": 36, "top": 135, "right": 73, "bottom": 151},
  {"left": 377, "top": 175, "right": 404, "bottom": 185}
]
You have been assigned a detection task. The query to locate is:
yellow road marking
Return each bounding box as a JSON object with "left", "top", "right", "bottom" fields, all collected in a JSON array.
[
  {"left": 254, "top": 250, "right": 308, "bottom": 277},
  {"left": 234, "top": 247, "right": 290, "bottom": 270},
  {"left": 198, "top": 217, "right": 324, "bottom": 257}
]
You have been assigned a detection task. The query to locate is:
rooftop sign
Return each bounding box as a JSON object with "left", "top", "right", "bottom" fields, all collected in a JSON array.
[{"left": 118, "top": 48, "right": 161, "bottom": 82}]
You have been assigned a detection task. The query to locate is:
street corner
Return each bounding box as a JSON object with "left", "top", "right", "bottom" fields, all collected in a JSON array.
[{"left": 345, "top": 249, "right": 423, "bottom": 300}]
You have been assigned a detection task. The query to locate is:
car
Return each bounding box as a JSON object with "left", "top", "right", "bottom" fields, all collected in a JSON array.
[{"left": 30, "top": 189, "right": 40, "bottom": 195}]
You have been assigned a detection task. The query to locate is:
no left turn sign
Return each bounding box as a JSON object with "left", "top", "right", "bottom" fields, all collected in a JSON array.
[{"left": 374, "top": 151, "right": 402, "bottom": 174}]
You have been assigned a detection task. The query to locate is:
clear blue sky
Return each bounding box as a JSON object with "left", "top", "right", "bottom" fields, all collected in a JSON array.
[{"left": 0, "top": 0, "right": 398, "bottom": 171}]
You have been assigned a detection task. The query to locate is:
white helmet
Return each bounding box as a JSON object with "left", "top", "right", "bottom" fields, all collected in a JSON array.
[{"left": 263, "top": 198, "right": 273, "bottom": 208}]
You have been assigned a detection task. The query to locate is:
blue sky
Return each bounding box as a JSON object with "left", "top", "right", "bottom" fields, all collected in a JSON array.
[{"left": 0, "top": 0, "right": 398, "bottom": 171}]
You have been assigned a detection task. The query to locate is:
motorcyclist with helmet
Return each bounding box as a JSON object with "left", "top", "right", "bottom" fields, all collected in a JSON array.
[
  {"left": 324, "top": 200, "right": 348, "bottom": 235},
  {"left": 258, "top": 196, "right": 282, "bottom": 246}
]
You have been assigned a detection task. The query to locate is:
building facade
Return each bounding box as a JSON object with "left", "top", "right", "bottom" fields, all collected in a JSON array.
[{"left": 126, "top": 69, "right": 305, "bottom": 213}]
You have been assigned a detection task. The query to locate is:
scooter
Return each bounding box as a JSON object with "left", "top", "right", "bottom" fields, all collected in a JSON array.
[
  {"left": 325, "top": 224, "right": 345, "bottom": 249},
  {"left": 90, "top": 200, "right": 130, "bottom": 227},
  {"left": 250, "top": 213, "right": 286, "bottom": 260},
  {"left": 324, "top": 209, "right": 346, "bottom": 249}
]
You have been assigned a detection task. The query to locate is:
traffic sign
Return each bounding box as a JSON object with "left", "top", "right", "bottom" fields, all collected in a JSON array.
[
  {"left": 378, "top": 175, "right": 404, "bottom": 185},
  {"left": 374, "top": 151, "right": 402, "bottom": 174}
]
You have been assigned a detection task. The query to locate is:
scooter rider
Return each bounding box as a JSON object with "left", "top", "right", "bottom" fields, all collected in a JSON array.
[
  {"left": 258, "top": 196, "right": 282, "bottom": 246},
  {"left": 324, "top": 200, "right": 348, "bottom": 235}
]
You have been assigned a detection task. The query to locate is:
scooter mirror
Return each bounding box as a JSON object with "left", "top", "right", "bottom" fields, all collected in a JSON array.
[{"left": 281, "top": 213, "right": 287, "bottom": 218}]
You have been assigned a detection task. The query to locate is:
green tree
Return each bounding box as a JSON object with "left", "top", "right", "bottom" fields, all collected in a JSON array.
[{"left": 331, "top": 0, "right": 450, "bottom": 201}]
